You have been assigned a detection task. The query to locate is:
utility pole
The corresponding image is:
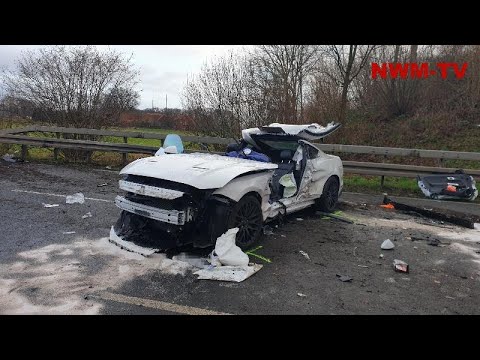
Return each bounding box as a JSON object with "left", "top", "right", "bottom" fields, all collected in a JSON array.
[{"left": 165, "top": 94, "right": 168, "bottom": 111}]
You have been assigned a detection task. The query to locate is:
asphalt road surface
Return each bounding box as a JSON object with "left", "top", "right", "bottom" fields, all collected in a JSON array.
[{"left": 1, "top": 160, "right": 480, "bottom": 314}]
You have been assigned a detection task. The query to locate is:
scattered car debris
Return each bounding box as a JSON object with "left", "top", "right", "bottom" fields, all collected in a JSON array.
[
  {"left": 393, "top": 259, "right": 409, "bottom": 273},
  {"left": 108, "top": 226, "right": 158, "bottom": 256},
  {"left": 357, "top": 265, "right": 369, "bottom": 268},
  {"left": 297, "top": 293, "right": 307, "bottom": 297},
  {"left": 245, "top": 246, "right": 272, "bottom": 263},
  {"left": 172, "top": 253, "right": 211, "bottom": 269},
  {"left": 299, "top": 250, "right": 310, "bottom": 260},
  {"left": 42, "top": 203, "right": 59, "bottom": 208},
  {"left": 383, "top": 194, "right": 477, "bottom": 229},
  {"left": 262, "top": 225, "right": 274, "bottom": 235},
  {"left": 316, "top": 211, "right": 355, "bottom": 224},
  {"left": 2, "top": 154, "right": 17, "bottom": 163},
  {"left": 82, "top": 212, "right": 93, "bottom": 219},
  {"left": 336, "top": 274, "right": 353, "bottom": 282},
  {"left": 66, "top": 193, "right": 85, "bottom": 204},
  {"left": 380, "top": 203, "right": 395, "bottom": 209},
  {"left": 97, "top": 183, "right": 108, "bottom": 187},
  {"left": 379, "top": 254, "right": 384, "bottom": 259},
  {"left": 194, "top": 228, "right": 263, "bottom": 282},
  {"left": 445, "top": 296, "right": 455, "bottom": 300},
  {"left": 381, "top": 239, "right": 395, "bottom": 250},
  {"left": 105, "top": 166, "right": 112, "bottom": 170},
  {"left": 194, "top": 264, "right": 263, "bottom": 282},
  {"left": 212, "top": 228, "right": 249, "bottom": 267},
  {"left": 62, "top": 231, "right": 76, "bottom": 235},
  {"left": 417, "top": 172, "right": 478, "bottom": 201},
  {"left": 296, "top": 218, "right": 304, "bottom": 221}
]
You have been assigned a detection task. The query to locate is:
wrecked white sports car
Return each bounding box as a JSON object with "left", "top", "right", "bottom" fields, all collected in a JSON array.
[{"left": 112, "top": 122, "right": 343, "bottom": 250}]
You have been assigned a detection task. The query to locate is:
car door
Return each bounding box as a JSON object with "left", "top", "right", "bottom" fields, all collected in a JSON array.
[{"left": 295, "top": 140, "right": 334, "bottom": 199}]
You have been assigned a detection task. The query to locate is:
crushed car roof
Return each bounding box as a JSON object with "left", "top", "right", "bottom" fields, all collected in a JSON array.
[{"left": 242, "top": 122, "right": 341, "bottom": 145}]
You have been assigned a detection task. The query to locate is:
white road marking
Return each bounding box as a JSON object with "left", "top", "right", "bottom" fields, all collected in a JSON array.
[
  {"left": 12, "top": 189, "right": 113, "bottom": 203},
  {"left": 92, "top": 291, "right": 231, "bottom": 315}
]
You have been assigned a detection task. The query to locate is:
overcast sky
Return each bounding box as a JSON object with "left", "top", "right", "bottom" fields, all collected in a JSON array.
[{"left": 0, "top": 45, "right": 250, "bottom": 109}]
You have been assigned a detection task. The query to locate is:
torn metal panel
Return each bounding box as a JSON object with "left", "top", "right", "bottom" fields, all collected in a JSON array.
[{"left": 417, "top": 173, "right": 478, "bottom": 201}]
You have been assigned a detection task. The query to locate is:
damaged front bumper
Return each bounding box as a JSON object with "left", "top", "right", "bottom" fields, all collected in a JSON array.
[
  {"left": 113, "top": 176, "right": 234, "bottom": 249},
  {"left": 115, "top": 195, "right": 193, "bottom": 225}
]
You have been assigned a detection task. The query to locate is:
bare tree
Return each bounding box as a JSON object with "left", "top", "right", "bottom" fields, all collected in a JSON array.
[
  {"left": 1, "top": 46, "right": 140, "bottom": 128},
  {"left": 251, "top": 45, "right": 319, "bottom": 122},
  {"left": 323, "top": 45, "right": 377, "bottom": 122}
]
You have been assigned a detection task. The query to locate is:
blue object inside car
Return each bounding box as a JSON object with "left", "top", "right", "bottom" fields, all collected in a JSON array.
[{"left": 226, "top": 149, "right": 271, "bottom": 163}]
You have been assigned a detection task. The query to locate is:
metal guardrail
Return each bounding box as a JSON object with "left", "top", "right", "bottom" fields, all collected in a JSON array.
[{"left": 1, "top": 126, "right": 479, "bottom": 181}]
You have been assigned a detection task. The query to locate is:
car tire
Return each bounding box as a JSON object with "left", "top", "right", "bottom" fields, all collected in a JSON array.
[
  {"left": 227, "top": 194, "right": 263, "bottom": 250},
  {"left": 316, "top": 176, "right": 339, "bottom": 213}
]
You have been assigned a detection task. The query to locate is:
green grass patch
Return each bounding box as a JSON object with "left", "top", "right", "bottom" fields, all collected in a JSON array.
[{"left": 343, "top": 174, "right": 422, "bottom": 197}]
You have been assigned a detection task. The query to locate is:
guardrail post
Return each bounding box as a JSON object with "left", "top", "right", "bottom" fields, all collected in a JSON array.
[
  {"left": 122, "top": 136, "right": 128, "bottom": 165},
  {"left": 21, "top": 145, "right": 28, "bottom": 161},
  {"left": 53, "top": 132, "right": 60, "bottom": 160}
]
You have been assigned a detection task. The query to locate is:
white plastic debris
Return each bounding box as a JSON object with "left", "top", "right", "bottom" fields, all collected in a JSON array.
[
  {"left": 194, "top": 264, "right": 263, "bottom": 282},
  {"left": 381, "top": 239, "right": 395, "bottom": 250},
  {"left": 393, "top": 259, "right": 409, "bottom": 273},
  {"left": 172, "top": 253, "right": 210, "bottom": 269},
  {"left": 379, "top": 254, "right": 384, "bottom": 259},
  {"left": 474, "top": 223, "right": 480, "bottom": 231},
  {"left": 299, "top": 250, "right": 310, "bottom": 260},
  {"left": 82, "top": 212, "right": 92, "bottom": 219},
  {"left": 66, "top": 193, "right": 85, "bottom": 204},
  {"left": 213, "top": 228, "right": 249, "bottom": 267},
  {"left": 62, "top": 231, "right": 76, "bottom": 234},
  {"left": 42, "top": 203, "right": 59, "bottom": 208},
  {"left": 297, "top": 293, "right": 307, "bottom": 297},
  {"left": 108, "top": 226, "right": 158, "bottom": 256},
  {"left": 2, "top": 154, "right": 17, "bottom": 163},
  {"left": 296, "top": 218, "right": 304, "bottom": 221},
  {"left": 97, "top": 183, "right": 108, "bottom": 187}
]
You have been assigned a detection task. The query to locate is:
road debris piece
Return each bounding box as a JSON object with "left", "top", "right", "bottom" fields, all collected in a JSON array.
[
  {"left": 316, "top": 211, "right": 355, "bottom": 224},
  {"left": 297, "top": 293, "right": 307, "bottom": 297},
  {"left": 336, "top": 274, "right": 353, "bottom": 282},
  {"left": 108, "top": 226, "right": 158, "bottom": 256},
  {"left": 172, "top": 253, "right": 210, "bottom": 269},
  {"left": 245, "top": 246, "right": 272, "bottom": 263},
  {"left": 383, "top": 194, "right": 477, "bottom": 229},
  {"left": 42, "top": 203, "right": 59, "bottom": 208},
  {"left": 296, "top": 218, "right": 304, "bottom": 221},
  {"left": 299, "top": 250, "right": 310, "bottom": 260},
  {"left": 380, "top": 203, "right": 395, "bottom": 209},
  {"left": 393, "top": 259, "right": 409, "bottom": 273},
  {"left": 105, "top": 166, "right": 112, "bottom": 169},
  {"left": 379, "top": 254, "right": 384, "bottom": 259},
  {"left": 82, "top": 212, "right": 92, "bottom": 219},
  {"left": 62, "top": 231, "right": 76, "bottom": 235},
  {"left": 194, "top": 228, "right": 263, "bottom": 282},
  {"left": 2, "top": 154, "right": 17, "bottom": 163},
  {"left": 213, "top": 228, "right": 249, "bottom": 267},
  {"left": 262, "top": 225, "right": 274, "bottom": 235},
  {"left": 357, "top": 265, "right": 369, "bottom": 268},
  {"left": 66, "top": 193, "right": 85, "bottom": 204},
  {"left": 417, "top": 172, "right": 478, "bottom": 201},
  {"left": 97, "top": 183, "right": 108, "bottom": 187},
  {"left": 381, "top": 239, "right": 395, "bottom": 250},
  {"left": 194, "top": 264, "right": 263, "bottom": 282}
]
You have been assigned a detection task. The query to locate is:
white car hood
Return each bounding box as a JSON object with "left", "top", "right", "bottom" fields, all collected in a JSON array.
[{"left": 120, "top": 153, "right": 277, "bottom": 190}]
